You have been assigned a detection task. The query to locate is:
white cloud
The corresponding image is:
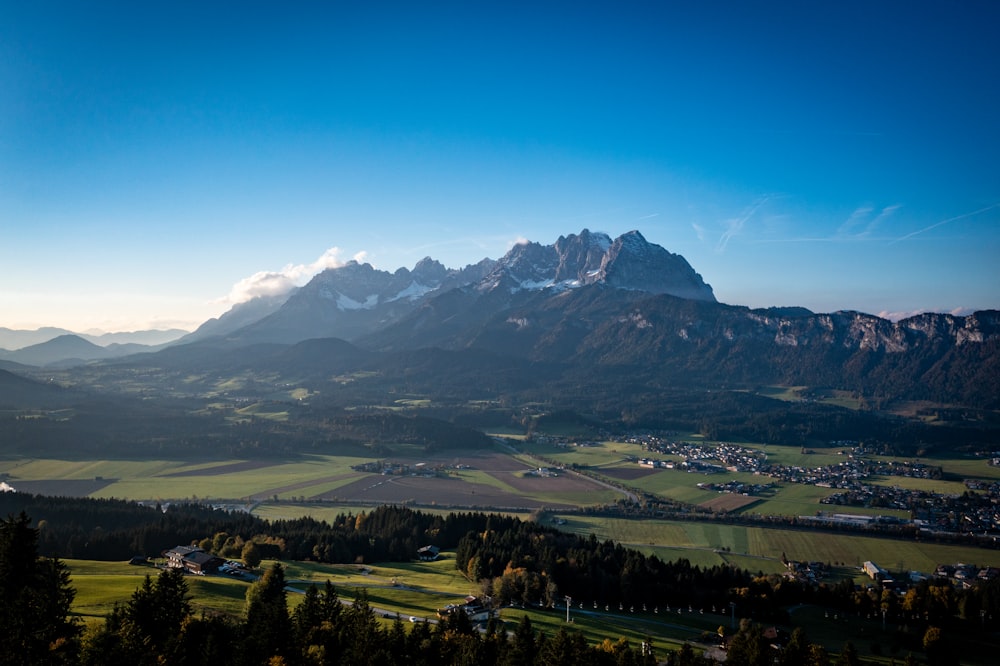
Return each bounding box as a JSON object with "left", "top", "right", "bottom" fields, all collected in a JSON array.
[
  {"left": 221, "top": 247, "right": 349, "bottom": 304},
  {"left": 878, "top": 309, "right": 925, "bottom": 322},
  {"left": 878, "top": 306, "right": 976, "bottom": 322}
]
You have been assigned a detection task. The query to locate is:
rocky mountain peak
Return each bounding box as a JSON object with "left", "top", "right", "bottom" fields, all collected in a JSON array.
[
  {"left": 411, "top": 257, "right": 449, "bottom": 283},
  {"left": 598, "top": 230, "right": 716, "bottom": 301},
  {"left": 480, "top": 229, "right": 716, "bottom": 301},
  {"left": 553, "top": 229, "right": 612, "bottom": 282}
]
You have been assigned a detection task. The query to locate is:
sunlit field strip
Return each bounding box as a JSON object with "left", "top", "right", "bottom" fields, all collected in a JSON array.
[{"left": 553, "top": 515, "right": 1000, "bottom": 572}]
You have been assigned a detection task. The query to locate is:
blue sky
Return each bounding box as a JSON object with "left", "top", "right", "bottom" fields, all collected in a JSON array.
[{"left": 2, "top": 1, "right": 998, "bottom": 333}]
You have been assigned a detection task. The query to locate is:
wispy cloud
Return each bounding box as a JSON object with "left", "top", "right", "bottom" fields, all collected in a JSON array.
[
  {"left": 890, "top": 203, "right": 1000, "bottom": 244},
  {"left": 221, "top": 247, "right": 348, "bottom": 304},
  {"left": 837, "top": 204, "right": 901, "bottom": 239},
  {"left": 715, "top": 196, "right": 770, "bottom": 253},
  {"left": 749, "top": 202, "right": 902, "bottom": 245}
]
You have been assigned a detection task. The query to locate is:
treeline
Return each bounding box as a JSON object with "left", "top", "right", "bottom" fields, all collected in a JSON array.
[
  {"left": 319, "top": 412, "right": 494, "bottom": 452},
  {"left": 0, "top": 399, "right": 491, "bottom": 459},
  {"left": 3, "top": 512, "right": 662, "bottom": 666},
  {"left": 0, "top": 493, "right": 527, "bottom": 564},
  {"left": 454, "top": 516, "right": 752, "bottom": 613}
]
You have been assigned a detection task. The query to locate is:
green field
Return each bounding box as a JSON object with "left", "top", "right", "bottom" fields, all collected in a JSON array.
[
  {"left": 517, "top": 439, "right": 645, "bottom": 468},
  {"left": 552, "top": 515, "right": 1000, "bottom": 573},
  {"left": 755, "top": 386, "right": 863, "bottom": 411},
  {"left": 67, "top": 560, "right": 254, "bottom": 625},
  {"left": 0, "top": 455, "right": 372, "bottom": 502}
]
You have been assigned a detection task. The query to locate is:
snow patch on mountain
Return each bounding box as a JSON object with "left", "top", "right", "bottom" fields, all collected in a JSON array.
[
  {"left": 337, "top": 294, "right": 379, "bottom": 311},
  {"left": 389, "top": 281, "right": 438, "bottom": 303}
]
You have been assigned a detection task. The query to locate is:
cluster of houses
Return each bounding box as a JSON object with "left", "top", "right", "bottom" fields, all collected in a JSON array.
[
  {"left": 698, "top": 480, "right": 776, "bottom": 496},
  {"left": 933, "top": 563, "right": 1000, "bottom": 588},
  {"left": 526, "top": 467, "right": 560, "bottom": 478},
  {"left": 859, "top": 559, "right": 1000, "bottom": 591},
  {"left": 350, "top": 461, "right": 441, "bottom": 477},
  {"left": 820, "top": 478, "right": 1000, "bottom": 539},
  {"left": 621, "top": 433, "right": 999, "bottom": 541},
  {"left": 628, "top": 432, "right": 943, "bottom": 488},
  {"left": 757, "top": 454, "right": 940, "bottom": 490},
  {"left": 634, "top": 437, "right": 766, "bottom": 473},
  {"left": 781, "top": 557, "right": 830, "bottom": 585}
]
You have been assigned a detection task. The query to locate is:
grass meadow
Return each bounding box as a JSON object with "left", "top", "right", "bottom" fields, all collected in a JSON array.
[
  {"left": 66, "top": 560, "right": 253, "bottom": 626},
  {"left": 0, "top": 455, "right": 372, "bottom": 502},
  {"left": 552, "top": 515, "right": 1000, "bottom": 573}
]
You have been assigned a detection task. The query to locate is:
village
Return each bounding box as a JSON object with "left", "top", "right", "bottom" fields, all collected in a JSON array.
[{"left": 613, "top": 433, "right": 1000, "bottom": 541}]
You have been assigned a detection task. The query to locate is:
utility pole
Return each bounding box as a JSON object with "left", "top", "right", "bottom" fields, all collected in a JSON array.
[{"left": 566, "top": 596, "right": 572, "bottom": 623}]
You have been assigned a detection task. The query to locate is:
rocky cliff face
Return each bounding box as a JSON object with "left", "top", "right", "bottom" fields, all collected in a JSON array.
[
  {"left": 732, "top": 309, "right": 1000, "bottom": 353},
  {"left": 478, "top": 229, "right": 716, "bottom": 301},
  {"left": 597, "top": 230, "right": 716, "bottom": 300}
]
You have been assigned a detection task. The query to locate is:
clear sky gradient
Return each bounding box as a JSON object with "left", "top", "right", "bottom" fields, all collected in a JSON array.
[{"left": 3, "top": 2, "right": 998, "bottom": 333}]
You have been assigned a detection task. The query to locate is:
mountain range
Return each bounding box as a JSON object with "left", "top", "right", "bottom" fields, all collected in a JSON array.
[{"left": 2, "top": 229, "right": 997, "bottom": 409}]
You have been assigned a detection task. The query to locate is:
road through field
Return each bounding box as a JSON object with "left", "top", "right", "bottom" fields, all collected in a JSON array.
[{"left": 492, "top": 438, "right": 638, "bottom": 503}]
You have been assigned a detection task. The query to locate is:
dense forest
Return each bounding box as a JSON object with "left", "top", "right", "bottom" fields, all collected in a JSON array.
[
  {"left": 4, "top": 496, "right": 1000, "bottom": 663},
  {"left": 0, "top": 404, "right": 493, "bottom": 459}
]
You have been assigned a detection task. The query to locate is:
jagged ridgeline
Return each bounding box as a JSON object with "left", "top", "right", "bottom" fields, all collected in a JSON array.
[{"left": 3, "top": 229, "right": 998, "bottom": 410}]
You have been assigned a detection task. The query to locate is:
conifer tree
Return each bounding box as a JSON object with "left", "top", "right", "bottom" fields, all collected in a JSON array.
[
  {"left": 245, "top": 562, "right": 293, "bottom": 664},
  {"left": 506, "top": 614, "right": 538, "bottom": 666},
  {"left": 0, "top": 512, "right": 80, "bottom": 665}
]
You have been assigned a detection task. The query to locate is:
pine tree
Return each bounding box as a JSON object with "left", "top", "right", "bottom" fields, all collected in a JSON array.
[
  {"left": 245, "top": 562, "right": 293, "bottom": 664},
  {"left": 339, "top": 590, "right": 386, "bottom": 665},
  {"left": 506, "top": 614, "right": 538, "bottom": 666},
  {"left": 539, "top": 627, "right": 588, "bottom": 666},
  {"left": 0, "top": 512, "right": 81, "bottom": 665},
  {"left": 82, "top": 567, "right": 193, "bottom": 666}
]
